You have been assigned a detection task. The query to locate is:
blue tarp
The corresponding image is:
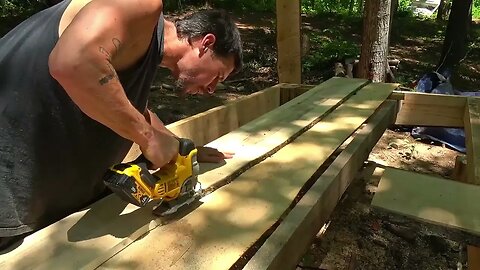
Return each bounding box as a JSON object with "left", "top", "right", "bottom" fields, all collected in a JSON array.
[{"left": 409, "top": 71, "right": 480, "bottom": 153}]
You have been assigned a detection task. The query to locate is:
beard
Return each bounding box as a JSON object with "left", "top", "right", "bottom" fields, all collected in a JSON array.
[{"left": 174, "top": 77, "right": 185, "bottom": 93}]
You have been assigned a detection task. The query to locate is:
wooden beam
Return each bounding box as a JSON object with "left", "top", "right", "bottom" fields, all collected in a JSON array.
[
  {"left": 372, "top": 167, "right": 480, "bottom": 236},
  {"left": 123, "top": 83, "right": 314, "bottom": 162},
  {"left": 123, "top": 84, "right": 284, "bottom": 162},
  {"left": 97, "top": 82, "right": 395, "bottom": 269},
  {"left": 279, "top": 84, "right": 315, "bottom": 105},
  {"left": 198, "top": 78, "right": 368, "bottom": 188},
  {"left": 464, "top": 97, "right": 480, "bottom": 185},
  {"left": 244, "top": 101, "right": 396, "bottom": 270},
  {"left": 276, "top": 0, "right": 301, "bottom": 83},
  {"left": 468, "top": 245, "right": 480, "bottom": 270},
  {"left": 0, "top": 78, "right": 369, "bottom": 270},
  {"left": 390, "top": 91, "right": 466, "bottom": 127}
]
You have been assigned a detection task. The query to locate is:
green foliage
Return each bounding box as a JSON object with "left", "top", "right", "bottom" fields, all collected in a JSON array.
[
  {"left": 473, "top": 0, "right": 480, "bottom": 19},
  {"left": 397, "top": 0, "right": 414, "bottom": 17},
  {"left": 303, "top": 33, "right": 359, "bottom": 72},
  {"left": 1, "top": 0, "right": 45, "bottom": 18},
  {"left": 301, "top": 0, "right": 363, "bottom": 15}
]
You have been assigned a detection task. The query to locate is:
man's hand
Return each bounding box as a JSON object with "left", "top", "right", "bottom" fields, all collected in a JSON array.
[
  {"left": 143, "top": 109, "right": 233, "bottom": 164},
  {"left": 140, "top": 129, "right": 179, "bottom": 169},
  {"left": 197, "top": 146, "right": 234, "bottom": 163}
]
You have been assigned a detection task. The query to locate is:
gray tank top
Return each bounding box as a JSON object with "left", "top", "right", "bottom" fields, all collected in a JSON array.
[{"left": 0, "top": 0, "right": 164, "bottom": 236}]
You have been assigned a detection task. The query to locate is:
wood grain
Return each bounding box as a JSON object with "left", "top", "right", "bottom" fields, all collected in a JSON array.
[
  {"left": 392, "top": 91, "right": 466, "bottom": 127},
  {"left": 0, "top": 78, "right": 366, "bottom": 270},
  {"left": 97, "top": 82, "right": 395, "bottom": 270},
  {"left": 464, "top": 97, "right": 480, "bottom": 185},
  {"left": 276, "top": 0, "right": 301, "bottom": 83},
  {"left": 372, "top": 167, "right": 480, "bottom": 236},
  {"left": 244, "top": 101, "right": 396, "bottom": 270}
]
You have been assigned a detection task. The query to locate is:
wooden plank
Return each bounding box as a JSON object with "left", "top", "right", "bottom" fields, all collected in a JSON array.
[
  {"left": 0, "top": 78, "right": 368, "bottom": 270},
  {"left": 98, "top": 82, "right": 395, "bottom": 269},
  {"left": 244, "top": 101, "right": 397, "bottom": 270},
  {"left": 197, "top": 77, "right": 368, "bottom": 188},
  {"left": 122, "top": 84, "right": 283, "bottom": 162},
  {"left": 468, "top": 245, "right": 480, "bottom": 270},
  {"left": 276, "top": 0, "right": 301, "bottom": 83},
  {"left": 391, "top": 91, "right": 466, "bottom": 127},
  {"left": 279, "top": 84, "right": 315, "bottom": 105},
  {"left": 371, "top": 167, "right": 480, "bottom": 236},
  {"left": 464, "top": 97, "right": 480, "bottom": 185}
]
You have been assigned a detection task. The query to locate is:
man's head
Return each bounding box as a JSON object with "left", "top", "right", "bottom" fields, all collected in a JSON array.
[{"left": 172, "top": 9, "right": 243, "bottom": 95}]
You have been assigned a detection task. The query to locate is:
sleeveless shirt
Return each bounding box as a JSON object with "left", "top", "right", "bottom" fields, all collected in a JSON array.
[{"left": 0, "top": 0, "right": 164, "bottom": 236}]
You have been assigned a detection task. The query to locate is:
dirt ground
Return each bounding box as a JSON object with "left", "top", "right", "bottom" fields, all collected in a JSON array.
[{"left": 148, "top": 9, "right": 480, "bottom": 270}]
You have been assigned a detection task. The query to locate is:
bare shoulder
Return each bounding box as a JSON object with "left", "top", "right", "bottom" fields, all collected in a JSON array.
[
  {"left": 60, "top": 0, "right": 163, "bottom": 36},
  {"left": 54, "top": 0, "right": 164, "bottom": 70}
]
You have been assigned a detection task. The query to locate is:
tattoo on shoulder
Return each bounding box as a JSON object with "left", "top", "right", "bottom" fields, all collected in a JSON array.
[
  {"left": 98, "top": 38, "right": 122, "bottom": 59},
  {"left": 98, "top": 38, "right": 122, "bottom": 86},
  {"left": 99, "top": 47, "right": 111, "bottom": 59},
  {"left": 98, "top": 62, "right": 118, "bottom": 86},
  {"left": 112, "top": 38, "right": 121, "bottom": 55}
]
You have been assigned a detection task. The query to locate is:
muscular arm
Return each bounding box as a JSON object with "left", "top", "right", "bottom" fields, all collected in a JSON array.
[
  {"left": 49, "top": 0, "right": 165, "bottom": 151},
  {"left": 143, "top": 108, "right": 177, "bottom": 138}
]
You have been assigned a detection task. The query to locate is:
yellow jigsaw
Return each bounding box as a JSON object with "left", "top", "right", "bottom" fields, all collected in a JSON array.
[{"left": 103, "top": 138, "right": 202, "bottom": 216}]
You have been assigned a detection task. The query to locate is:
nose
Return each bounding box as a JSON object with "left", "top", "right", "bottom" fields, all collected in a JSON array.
[
  {"left": 206, "top": 80, "right": 219, "bottom": 94},
  {"left": 207, "top": 85, "right": 215, "bottom": 94}
]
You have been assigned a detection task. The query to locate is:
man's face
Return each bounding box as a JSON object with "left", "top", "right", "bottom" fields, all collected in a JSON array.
[{"left": 173, "top": 35, "right": 235, "bottom": 95}]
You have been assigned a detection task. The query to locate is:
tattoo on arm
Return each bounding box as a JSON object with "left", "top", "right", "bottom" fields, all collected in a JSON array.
[{"left": 98, "top": 38, "right": 122, "bottom": 85}]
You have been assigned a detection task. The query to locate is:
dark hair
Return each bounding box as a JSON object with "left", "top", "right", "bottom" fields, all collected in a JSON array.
[{"left": 175, "top": 9, "right": 243, "bottom": 75}]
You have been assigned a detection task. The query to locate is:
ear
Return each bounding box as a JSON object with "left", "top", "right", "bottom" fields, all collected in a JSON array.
[{"left": 200, "top": 33, "right": 216, "bottom": 52}]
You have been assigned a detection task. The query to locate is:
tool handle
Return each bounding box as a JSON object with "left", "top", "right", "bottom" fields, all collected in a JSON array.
[
  {"left": 133, "top": 137, "right": 194, "bottom": 166},
  {"left": 177, "top": 137, "right": 196, "bottom": 156},
  {"left": 131, "top": 155, "right": 158, "bottom": 188}
]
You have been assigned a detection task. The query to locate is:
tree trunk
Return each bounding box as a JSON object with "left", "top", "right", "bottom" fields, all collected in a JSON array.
[
  {"left": 437, "top": 0, "right": 473, "bottom": 74},
  {"left": 356, "top": 0, "right": 392, "bottom": 82},
  {"left": 437, "top": 0, "right": 447, "bottom": 21},
  {"left": 391, "top": 0, "right": 398, "bottom": 15}
]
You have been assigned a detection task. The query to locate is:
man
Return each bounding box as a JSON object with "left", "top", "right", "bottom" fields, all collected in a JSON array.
[{"left": 0, "top": 0, "right": 242, "bottom": 249}]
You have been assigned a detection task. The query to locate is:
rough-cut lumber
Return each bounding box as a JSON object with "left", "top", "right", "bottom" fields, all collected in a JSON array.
[
  {"left": 468, "top": 245, "right": 480, "bottom": 270},
  {"left": 123, "top": 84, "right": 285, "bottom": 162},
  {"left": 464, "top": 97, "right": 480, "bottom": 185},
  {"left": 0, "top": 77, "right": 367, "bottom": 270},
  {"left": 452, "top": 154, "right": 467, "bottom": 182},
  {"left": 244, "top": 101, "right": 397, "bottom": 270},
  {"left": 372, "top": 167, "right": 480, "bottom": 236},
  {"left": 276, "top": 0, "right": 301, "bottom": 83},
  {"left": 198, "top": 77, "right": 368, "bottom": 188},
  {"left": 389, "top": 91, "right": 466, "bottom": 127},
  {"left": 279, "top": 84, "right": 315, "bottom": 105},
  {"left": 98, "top": 82, "right": 396, "bottom": 269}
]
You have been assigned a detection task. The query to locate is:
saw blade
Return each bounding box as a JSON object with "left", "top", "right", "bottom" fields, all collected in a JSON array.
[{"left": 153, "top": 182, "right": 203, "bottom": 216}]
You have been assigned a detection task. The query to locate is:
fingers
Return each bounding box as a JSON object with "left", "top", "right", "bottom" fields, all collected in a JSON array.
[
  {"left": 197, "top": 147, "right": 235, "bottom": 163},
  {"left": 220, "top": 151, "right": 234, "bottom": 159}
]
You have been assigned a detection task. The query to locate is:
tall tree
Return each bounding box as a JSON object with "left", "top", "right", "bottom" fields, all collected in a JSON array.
[
  {"left": 437, "top": 0, "right": 473, "bottom": 74},
  {"left": 437, "top": 0, "right": 448, "bottom": 21},
  {"left": 356, "top": 0, "right": 392, "bottom": 82}
]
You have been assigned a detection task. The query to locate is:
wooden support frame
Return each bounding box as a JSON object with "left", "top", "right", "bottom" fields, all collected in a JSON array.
[
  {"left": 245, "top": 101, "right": 397, "bottom": 270},
  {"left": 3, "top": 78, "right": 480, "bottom": 270},
  {"left": 276, "top": 0, "right": 301, "bottom": 84},
  {"left": 464, "top": 97, "right": 480, "bottom": 185},
  {"left": 389, "top": 91, "right": 466, "bottom": 127}
]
